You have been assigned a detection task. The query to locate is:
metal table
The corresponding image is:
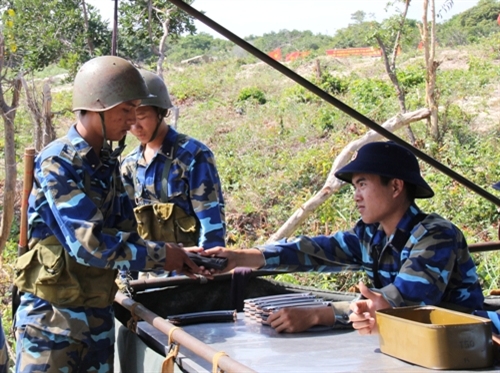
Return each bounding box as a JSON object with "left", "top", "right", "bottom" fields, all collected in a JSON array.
[{"left": 119, "top": 312, "right": 500, "bottom": 372}]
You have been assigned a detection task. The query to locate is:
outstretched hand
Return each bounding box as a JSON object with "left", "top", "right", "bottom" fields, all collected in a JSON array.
[
  {"left": 202, "top": 247, "right": 265, "bottom": 273},
  {"left": 164, "top": 243, "right": 202, "bottom": 279},
  {"left": 349, "top": 282, "right": 391, "bottom": 335},
  {"left": 201, "top": 246, "right": 239, "bottom": 273}
]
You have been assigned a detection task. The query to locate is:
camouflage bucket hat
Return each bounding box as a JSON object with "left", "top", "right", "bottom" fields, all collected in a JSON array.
[
  {"left": 72, "top": 56, "right": 153, "bottom": 112},
  {"left": 334, "top": 141, "right": 434, "bottom": 199}
]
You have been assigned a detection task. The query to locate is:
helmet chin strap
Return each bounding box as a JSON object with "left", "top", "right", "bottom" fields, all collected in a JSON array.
[
  {"left": 147, "top": 109, "right": 168, "bottom": 143},
  {"left": 98, "top": 112, "right": 126, "bottom": 162}
]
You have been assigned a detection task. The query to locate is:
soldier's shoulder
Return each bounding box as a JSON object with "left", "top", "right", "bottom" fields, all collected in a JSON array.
[
  {"left": 418, "top": 213, "right": 460, "bottom": 238},
  {"left": 178, "top": 133, "right": 212, "bottom": 155},
  {"left": 37, "top": 137, "right": 77, "bottom": 165}
]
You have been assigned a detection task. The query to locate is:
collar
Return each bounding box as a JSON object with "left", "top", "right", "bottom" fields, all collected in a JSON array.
[
  {"left": 67, "top": 125, "right": 105, "bottom": 175},
  {"left": 136, "top": 125, "right": 178, "bottom": 167},
  {"left": 159, "top": 125, "right": 178, "bottom": 159},
  {"left": 372, "top": 203, "right": 422, "bottom": 245}
]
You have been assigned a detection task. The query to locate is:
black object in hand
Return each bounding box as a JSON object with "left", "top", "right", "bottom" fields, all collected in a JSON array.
[{"left": 187, "top": 253, "right": 228, "bottom": 270}]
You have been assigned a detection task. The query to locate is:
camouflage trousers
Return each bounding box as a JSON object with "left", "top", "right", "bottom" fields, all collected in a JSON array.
[{"left": 15, "top": 325, "right": 114, "bottom": 373}]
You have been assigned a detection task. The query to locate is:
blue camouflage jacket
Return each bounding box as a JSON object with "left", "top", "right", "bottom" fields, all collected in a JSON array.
[
  {"left": 120, "top": 126, "right": 226, "bottom": 249},
  {"left": 258, "top": 204, "right": 484, "bottom": 311},
  {"left": 26, "top": 125, "right": 167, "bottom": 271},
  {"left": 16, "top": 125, "right": 167, "bottom": 340}
]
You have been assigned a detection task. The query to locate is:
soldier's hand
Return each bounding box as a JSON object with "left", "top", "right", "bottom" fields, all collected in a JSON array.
[
  {"left": 164, "top": 243, "right": 200, "bottom": 279},
  {"left": 202, "top": 247, "right": 265, "bottom": 273},
  {"left": 349, "top": 282, "right": 391, "bottom": 335},
  {"left": 201, "top": 247, "right": 238, "bottom": 273},
  {"left": 266, "top": 306, "right": 332, "bottom": 333}
]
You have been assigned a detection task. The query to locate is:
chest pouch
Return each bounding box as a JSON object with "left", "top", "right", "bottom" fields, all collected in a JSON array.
[
  {"left": 134, "top": 202, "right": 199, "bottom": 247},
  {"left": 14, "top": 236, "right": 117, "bottom": 308}
]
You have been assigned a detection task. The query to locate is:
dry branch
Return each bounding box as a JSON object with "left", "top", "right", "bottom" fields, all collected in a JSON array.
[{"left": 266, "top": 108, "right": 431, "bottom": 243}]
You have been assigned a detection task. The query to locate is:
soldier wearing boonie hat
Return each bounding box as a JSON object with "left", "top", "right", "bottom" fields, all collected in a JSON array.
[
  {"left": 13, "top": 56, "right": 202, "bottom": 372},
  {"left": 334, "top": 141, "right": 434, "bottom": 199},
  {"left": 203, "top": 141, "right": 484, "bottom": 335}
]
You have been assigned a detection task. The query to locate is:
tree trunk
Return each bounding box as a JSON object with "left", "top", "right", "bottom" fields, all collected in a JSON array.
[
  {"left": 42, "top": 81, "right": 55, "bottom": 147},
  {"left": 267, "top": 108, "right": 431, "bottom": 243},
  {"left": 156, "top": 17, "right": 169, "bottom": 78},
  {"left": 21, "top": 78, "right": 55, "bottom": 151},
  {"left": 315, "top": 59, "right": 322, "bottom": 81},
  {"left": 171, "top": 106, "right": 179, "bottom": 129},
  {"left": 81, "top": 0, "right": 95, "bottom": 56},
  {"left": 21, "top": 78, "right": 43, "bottom": 150},
  {"left": 153, "top": 6, "right": 172, "bottom": 78},
  {"left": 374, "top": 0, "right": 417, "bottom": 145},
  {"left": 421, "top": 0, "right": 441, "bottom": 141},
  {"left": 0, "top": 75, "right": 22, "bottom": 256},
  {"left": 376, "top": 36, "right": 407, "bottom": 113}
]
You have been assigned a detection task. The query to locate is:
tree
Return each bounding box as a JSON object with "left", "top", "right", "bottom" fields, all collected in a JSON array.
[
  {"left": 420, "top": 0, "right": 440, "bottom": 141},
  {"left": 8, "top": 0, "right": 111, "bottom": 75},
  {"left": 0, "top": 29, "right": 22, "bottom": 255},
  {"left": 351, "top": 10, "right": 367, "bottom": 24},
  {"left": 0, "top": 1, "right": 111, "bottom": 257},
  {"left": 438, "top": 0, "right": 500, "bottom": 46},
  {"left": 330, "top": 21, "right": 378, "bottom": 48},
  {"left": 372, "top": 1, "right": 420, "bottom": 144},
  {"left": 251, "top": 29, "right": 334, "bottom": 57},
  {"left": 118, "top": 0, "right": 197, "bottom": 76},
  {"left": 166, "top": 32, "right": 232, "bottom": 63}
]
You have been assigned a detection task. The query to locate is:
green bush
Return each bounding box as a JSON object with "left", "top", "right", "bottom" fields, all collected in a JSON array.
[
  {"left": 396, "top": 65, "right": 426, "bottom": 92},
  {"left": 237, "top": 86, "right": 267, "bottom": 104},
  {"left": 319, "top": 73, "right": 349, "bottom": 95}
]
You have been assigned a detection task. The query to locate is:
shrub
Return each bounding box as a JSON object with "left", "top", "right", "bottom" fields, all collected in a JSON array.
[{"left": 237, "top": 86, "right": 267, "bottom": 104}]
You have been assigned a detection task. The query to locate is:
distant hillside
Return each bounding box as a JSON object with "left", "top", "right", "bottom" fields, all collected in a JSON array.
[{"left": 164, "top": 0, "right": 500, "bottom": 63}]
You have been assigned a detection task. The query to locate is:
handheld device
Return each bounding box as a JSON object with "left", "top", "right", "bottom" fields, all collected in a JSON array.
[{"left": 187, "top": 253, "right": 228, "bottom": 270}]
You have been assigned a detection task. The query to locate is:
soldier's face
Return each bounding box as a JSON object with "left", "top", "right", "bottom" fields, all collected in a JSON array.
[
  {"left": 103, "top": 100, "right": 140, "bottom": 141},
  {"left": 130, "top": 106, "right": 158, "bottom": 144},
  {"left": 352, "top": 173, "right": 398, "bottom": 225}
]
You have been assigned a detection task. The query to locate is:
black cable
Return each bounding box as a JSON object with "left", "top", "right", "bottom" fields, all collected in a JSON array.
[{"left": 167, "top": 0, "right": 500, "bottom": 207}]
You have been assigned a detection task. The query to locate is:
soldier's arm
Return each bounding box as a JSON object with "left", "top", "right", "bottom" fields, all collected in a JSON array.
[
  {"left": 189, "top": 148, "right": 226, "bottom": 248},
  {"left": 38, "top": 155, "right": 167, "bottom": 272},
  {"left": 254, "top": 230, "right": 365, "bottom": 272}
]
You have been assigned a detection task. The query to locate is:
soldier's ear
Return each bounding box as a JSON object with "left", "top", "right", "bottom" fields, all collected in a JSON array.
[{"left": 391, "top": 179, "right": 405, "bottom": 198}]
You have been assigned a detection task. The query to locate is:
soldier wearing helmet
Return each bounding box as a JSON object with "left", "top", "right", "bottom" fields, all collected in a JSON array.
[
  {"left": 120, "top": 70, "right": 226, "bottom": 273},
  {"left": 13, "top": 56, "right": 203, "bottom": 372},
  {"left": 204, "top": 141, "right": 484, "bottom": 333}
]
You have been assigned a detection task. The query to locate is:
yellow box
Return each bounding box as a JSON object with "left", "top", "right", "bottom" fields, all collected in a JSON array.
[{"left": 376, "top": 306, "right": 493, "bottom": 370}]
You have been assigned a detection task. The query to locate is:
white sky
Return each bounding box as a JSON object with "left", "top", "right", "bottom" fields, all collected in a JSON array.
[{"left": 86, "top": 0, "right": 479, "bottom": 39}]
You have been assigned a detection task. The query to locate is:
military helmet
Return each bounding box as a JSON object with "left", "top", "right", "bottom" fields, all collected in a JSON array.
[
  {"left": 72, "top": 56, "right": 152, "bottom": 112},
  {"left": 139, "top": 69, "right": 173, "bottom": 110}
]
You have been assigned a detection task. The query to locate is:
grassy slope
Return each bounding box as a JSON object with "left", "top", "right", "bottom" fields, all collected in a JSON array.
[
  {"left": 0, "top": 42, "right": 500, "bottom": 351},
  {"left": 163, "top": 44, "right": 500, "bottom": 292}
]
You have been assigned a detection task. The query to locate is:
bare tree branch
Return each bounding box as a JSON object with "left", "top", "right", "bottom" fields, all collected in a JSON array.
[
  {"left": 266, "top": 108, "right": 431, "bottom": 243},
  {"left": 81, "top": 0, "right": 95, "bottom": 55}
]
